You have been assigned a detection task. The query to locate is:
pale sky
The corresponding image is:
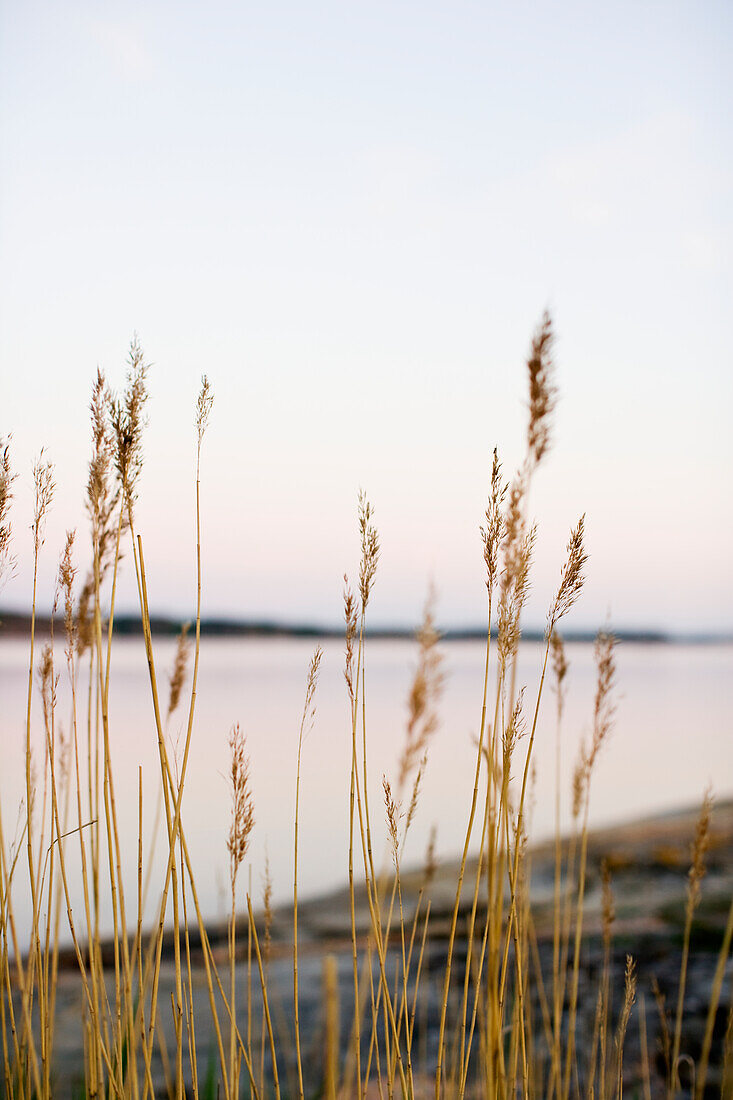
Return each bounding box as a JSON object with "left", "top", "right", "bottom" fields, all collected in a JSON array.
[{"left": 1, "top": 0, "right": 731, "bottom": 632}]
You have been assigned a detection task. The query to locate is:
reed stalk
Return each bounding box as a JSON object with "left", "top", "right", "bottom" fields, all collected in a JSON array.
[
  {"left": 670, "top": 790, "right": 712, "bottom": 1096},
  {"left": 293, "top": 647, "right": 322, "bottom": 1100}
]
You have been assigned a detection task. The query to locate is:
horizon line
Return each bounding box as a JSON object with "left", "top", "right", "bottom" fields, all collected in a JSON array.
[{"left": 0, "top": 608, "right": 730, "bottom": 646}]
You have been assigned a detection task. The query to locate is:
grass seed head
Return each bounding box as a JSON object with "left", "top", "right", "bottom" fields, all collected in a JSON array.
[
  {"left": 497, "top": 470, "right": 532, "bottom": 667},
  {"left": 0, "top": 437, "right": 16, "bottom": 587},
  {"left": 343, "top": 575, "right": 358, "bottom": 707},
  {"left": 652, "top": 977, "right": 672, "bottom": 1069},
  {"left": 358, "top": 491, "right": 380, "bottom": 612},
  {"left": 382, "top": 776, "right": 401, "bottom": 866},
  {"left": 499, "top": 472, "right": 526, "bottom": 599},
  {"left": 87, "top": 368, "right": 120, "bottom": 577},
  {"left": 572, "top": 745, "right": 586, "bottom": 820},
  {"left": 586, "top": 629, "right": 617, "bottom": 774},
  {"left": 29, "top": 751, "right": 37, "bottom": 820},
  {"left": 300, "top": 646, "right": 323, "bottom": 743},
  {"left": 551, "top": 630, "right": 568, "bottom": 684},
  {"left": 551, "top": 630, "right": 569, "bottom": 720},
  {"left": 502, "top": 688, "right": 526, "bottom": 766},
  {"left": 196, "top": 374, "right": 214, "bottom": 450},
  {"left": 423, "top": 825, "right": 438, "bottom": 888},
  {"left": 58, "top": 531, "right": 77, "bottom": 658},
  {"left": 227, "top": 722, "right": 255, "bottom": 888},
  {"left": 601, "top": 859, "right": 615, "bottom": 948},
  {"left": 57, "top": 723, "right": 71, "bottom": 786},
  {"left": 167, "top": 622, "right": 191, "bottom": 720},
  {"left": 262, "top": 848, "right": 273, "bottom": 963},
  {"left": 112, "top": 336, "right": 149, "bottom": 522},
  {"left": 527, "top": 309, "right": 557, "bottom": 468},
  {"left": 32, "top": 450, "right": 55, "bottom": 557},
  {"left": 397, "top": 588, "right": 444, "bottom": 794},
  {"left": 615, "top": 955, "right": 637, "bottom": 1057},
  {"left": 404, "top": 752, "right": 427, "bottom": 839},
  {"left": 548, "top": 515, "right": 587, "bottom": 631},
  {"left": 498, "top": 522, "right": 536, "bottom": 672},
  {"left": 37, "top": 642, "right": 57, "bottom": 738},
  {"left": 480, "top": 448, "right": 506, "bottom": 601},
  {"left": 687, "top": 788, "right": 713, "bottom": 911},
  {"left": 75, "top": 574, "right": 94, "bottom": 656}
]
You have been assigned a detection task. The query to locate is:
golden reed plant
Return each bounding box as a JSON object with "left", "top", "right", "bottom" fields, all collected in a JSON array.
[{"left": 0, "top": 316, "right": 730, "bottom": 1099}]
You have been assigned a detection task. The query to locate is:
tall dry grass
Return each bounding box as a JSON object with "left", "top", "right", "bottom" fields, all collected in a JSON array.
[{"left": 0, "top": 317, "right": 729, "bottom": 1099}]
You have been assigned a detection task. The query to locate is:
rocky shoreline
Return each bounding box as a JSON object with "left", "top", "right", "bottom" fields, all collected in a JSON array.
[{"left": 37, "top": 800, "right": 733, "bottom": 1095}]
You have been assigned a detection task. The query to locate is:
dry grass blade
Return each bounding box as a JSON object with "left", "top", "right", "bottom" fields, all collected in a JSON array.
[
  {"left": 722, "top": 1008, "right": 733, "bottom": 1098},
  {"left": 293, "top": 647, "right": 323, "bottom": 1100},
  {"left": 696, "top": 892, "right": 733, "bottom": 1099},
  {"left": 601, "top": 859, "right": 615, "bottom": 948},
  {"left": 563, "top": 628, "right": 618, "bottom": 1100},
  {"left": 227, "top": 722, "right": 255, "bottom": 1100},
  {"left": 323, "top": 955, "right": 340, "bottom": 1100},
  {"left": 670, "top": 788, "right": 713, "bottom": 1094}
]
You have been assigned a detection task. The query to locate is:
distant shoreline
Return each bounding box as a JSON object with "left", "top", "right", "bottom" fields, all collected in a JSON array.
[{"left": 0, "top": 608, "right": 730, "bottom": 644}]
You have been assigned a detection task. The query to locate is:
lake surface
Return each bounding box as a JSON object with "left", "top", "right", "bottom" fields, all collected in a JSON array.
[{"left": 1, "top": 634, "right": 731, "bottom": 942}]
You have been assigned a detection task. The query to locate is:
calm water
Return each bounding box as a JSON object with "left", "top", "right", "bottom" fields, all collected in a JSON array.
[{"left": 1, "top": 635, "right": 731, "bottom": 941}]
